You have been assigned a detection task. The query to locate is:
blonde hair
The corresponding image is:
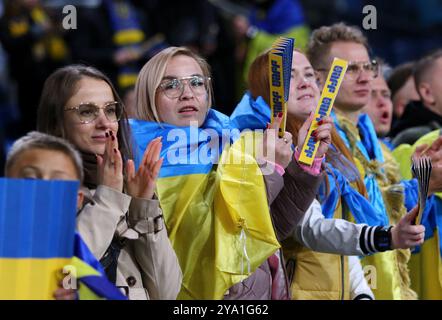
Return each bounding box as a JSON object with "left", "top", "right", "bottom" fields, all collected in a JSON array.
[{"left": 134, "top": 46, "right": 213, "bottom": 121}]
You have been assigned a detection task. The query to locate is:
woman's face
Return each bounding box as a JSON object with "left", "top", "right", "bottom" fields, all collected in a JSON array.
[
  {"left": 155, "top": 55, "right": 209, "bottom": 127},
  {"left": 287, "top": 51, "right": 320, "bottom": 121},
  {"left": 63, "top": 77, "right": 119, "bottom": 155}
]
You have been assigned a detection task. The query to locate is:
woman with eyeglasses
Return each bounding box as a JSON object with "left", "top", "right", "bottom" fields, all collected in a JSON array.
[
  {"left": 230, "top": 49, "right": 425, "bottom": 300},
  {"left": 36, "top": 65, "right": 182, "bottom": 300},
  {"left": 129, "top": 46, "right": 335, "bottom": 300}
]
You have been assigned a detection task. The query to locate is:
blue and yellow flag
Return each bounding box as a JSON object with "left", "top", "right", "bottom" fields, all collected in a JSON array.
[
  {"left": 392, "top": 130, "right": 442, "bottom": 299},
  {"left": 130, "top": 109, "right": 280, "bottom": 299},
  {"left": 409, "top": 195, "right": 442, "bottom": 299},
  {"left": 71, "top": 233, "right": 127, "bottom": 300},
  {"left": 0, "top": 178, "right": 126, "bottom": 300},
  {"left": 231, "top": 92, "right": 405, "bottom": 299},
  {"left": 0, "top": 178, "right": 78, "bottom": 299}
]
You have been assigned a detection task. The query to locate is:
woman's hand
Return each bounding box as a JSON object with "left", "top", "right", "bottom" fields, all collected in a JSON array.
[
  {"left": 262, "top": 113, "right": 293, "bottom": 169},
  {"left": 97, "top": 130, "right": 124, "bottom": 192},
  {"left": 298, "top": 113, "right": 333, "bottom": 158},
  {"left": 126, "top": 137, "right": 164, "bottom": 200}
]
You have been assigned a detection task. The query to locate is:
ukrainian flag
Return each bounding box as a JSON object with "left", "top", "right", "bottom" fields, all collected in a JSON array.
[
  {"left": 231, "top": 93, "right": 407, "bottom": 299},
  {"left": 0, "top": 178, "right": 126, "bottom": 300},
  {"left": 130, "top": 109, "right": 280, "bottom": 300},
  {"left": 72, "top": 233, "right": 127, "bottom": 300},
  {"left": 407, "top": 195, "right": 442, "bottom": 299},
  {"left": 392, "top": 130, "right": 442, "bottom": 299}
]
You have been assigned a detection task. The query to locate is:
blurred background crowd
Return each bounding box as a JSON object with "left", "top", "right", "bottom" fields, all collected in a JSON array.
[{"left": 0, "top": 0, "right": 441, "bottom": 175}]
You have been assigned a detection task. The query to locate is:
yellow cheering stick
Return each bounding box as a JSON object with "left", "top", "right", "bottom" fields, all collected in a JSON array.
[
  {"left": 298, "top": 58, "right": 348, "bottom": 166},
  {"left": 268, "top": 37, "right": 294, "bottom": 138}
]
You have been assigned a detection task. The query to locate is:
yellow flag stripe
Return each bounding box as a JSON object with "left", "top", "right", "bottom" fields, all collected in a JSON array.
[{"left": 0, "top": 258, "right": 71, "bottom": 300}]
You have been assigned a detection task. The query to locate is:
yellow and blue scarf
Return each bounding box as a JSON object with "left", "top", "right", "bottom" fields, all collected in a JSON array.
[
  {"left": 104, "top": 0, "right": 145, "bottom": 90},
  {"left": 231, "top": 92, "right": 388, "bottom": 225},
  {"left": 407, "top": 194, "right": 442, "bottom": 299}
]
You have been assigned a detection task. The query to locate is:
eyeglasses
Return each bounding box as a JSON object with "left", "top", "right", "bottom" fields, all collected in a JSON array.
[
  {"left": 64, "top": 101, "right": 123, "bottom": 124},
  {"left": 158, "top": 75, "right": 210, "bottom": 99},
  {"left": 317, "top": 60, "right": 379, "bottom": 80},
  {"left": 345, "top": 60, "right": 379, "bottom": 80}
]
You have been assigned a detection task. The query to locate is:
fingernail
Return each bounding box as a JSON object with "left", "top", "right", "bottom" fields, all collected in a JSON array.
[
  {"left": 312, "top": 130, "right": 317, "bottom": 137},
  {"left": 318, "top": 120, "right": 323, "bottom": 125},
  {"left": 105, "top": 132, "right": 109, "bottom": 138},
  {"left": 110, "top": 131, "right": 114, "bottom": 136},
  {"left": 113, "top": 148, "right": 117, "bottom": 154},
  {"left": 266, "top": 123, "right": 270, "bottom": 129},
  {"left": 278, "top": 112, "right": 283, "bottom": 118},
  {"left": 111, "top": 135, "right": 115, "bottom": 141}
]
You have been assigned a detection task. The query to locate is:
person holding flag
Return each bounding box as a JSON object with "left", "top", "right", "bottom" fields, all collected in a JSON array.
[
  {"left": 130, "top": 46, "right": 332, "bottom": 299},
  {"left": 3, "top": 131, "right": 126, "bottom": 300},
  {"left": 305, "top": 23, "right": 442, "bottom": 299},
  {"left": 230, "top": 46, "right": 427, "bottom": 300}
]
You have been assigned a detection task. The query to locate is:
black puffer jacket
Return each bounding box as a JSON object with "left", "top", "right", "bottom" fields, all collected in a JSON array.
[{"left": 390, "top": 101, "right": 442, "bottom": 146}]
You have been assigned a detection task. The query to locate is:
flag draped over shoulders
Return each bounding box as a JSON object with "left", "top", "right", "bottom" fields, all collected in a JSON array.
[
  {"left": 231, "top": 92, "right": 388, "bottom": 225},
  {"left": 408, "top": 192, "right": 442, "bottom": 299},
  {"left": 231, "top": 93, "right": 408, "bottom": 299},
  {"left": 391, "top": 129, "right": 442, "bottom": 299},
  {"left": 129, "top": 109, "right": 280, "bottom": 299}
]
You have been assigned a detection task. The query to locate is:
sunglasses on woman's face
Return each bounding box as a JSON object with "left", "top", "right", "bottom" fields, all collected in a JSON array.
[{"left": 64, "top": 101, "right": 123, "bottom": 124}]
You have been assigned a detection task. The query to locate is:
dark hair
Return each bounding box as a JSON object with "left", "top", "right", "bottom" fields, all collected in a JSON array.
[
  {"left": 413, "top": 49, "right": 442, "bottom": 91},
  {"left": 5, "top": 131, "right": 84, "bottom": 183},
  {"left": 37, "top": 64, "right": 133, "bottom": 160},
  {"left": 387, "top": 62, "right": 415, "bottom": 99}
]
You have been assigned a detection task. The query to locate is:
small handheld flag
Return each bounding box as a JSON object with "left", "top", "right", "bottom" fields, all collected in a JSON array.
[
  {"left": 298, "top": 58, "right": 348, "bottom": 166},
  {"left": 268, "top": 37, "right": 294, "bottom": 138},
  {"left": 0, "top": 178, "right": 78, "bottom": 299}
]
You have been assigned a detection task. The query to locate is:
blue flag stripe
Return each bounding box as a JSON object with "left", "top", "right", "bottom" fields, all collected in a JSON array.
[{"left": 0, "top": 178, "right": 78, "bottom": 258}]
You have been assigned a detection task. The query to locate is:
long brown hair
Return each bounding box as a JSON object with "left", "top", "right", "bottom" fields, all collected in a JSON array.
[
  {"left": 248, "top": 50, "right": 367, "bottom": 197},
  {"left": 37, "top": 64, "right": 133, "bottom": 161}
]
